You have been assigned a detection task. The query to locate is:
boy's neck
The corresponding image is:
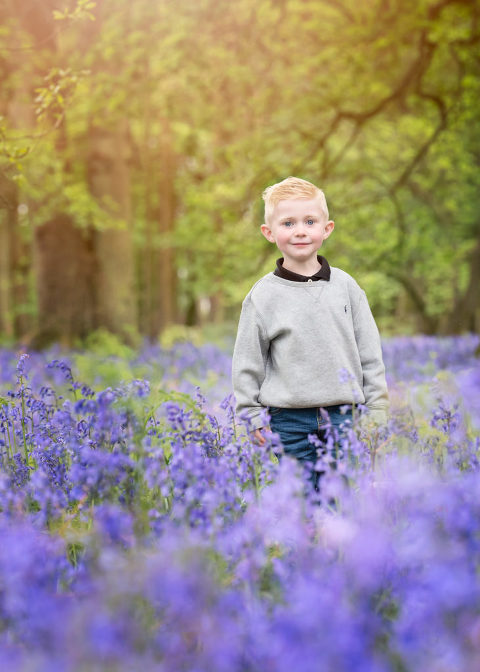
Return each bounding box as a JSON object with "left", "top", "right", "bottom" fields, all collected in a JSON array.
[{"left": 281, "top": 256, "right": 322, "bottom": 277}]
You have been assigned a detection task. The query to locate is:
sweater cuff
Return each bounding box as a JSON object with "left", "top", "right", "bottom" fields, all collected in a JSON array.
[
  {"left": 250, "top": 417, "right": 266, "bottom": 431},
  {"left": 237, "top": 409, "right": 267, "bottom": 431}
]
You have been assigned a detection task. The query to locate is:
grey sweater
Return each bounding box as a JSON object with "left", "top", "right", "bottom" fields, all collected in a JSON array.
[{"left": 232, "top": 268, "right": 389, "bottom": 430}]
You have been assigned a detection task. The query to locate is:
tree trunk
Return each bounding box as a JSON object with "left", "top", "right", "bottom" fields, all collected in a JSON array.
[
  {"left": 152, "top": 118, "right": 177, "bottom": 336},
  {"left": 88, "top": 121, "right": 137, "bottom": 338},
  {"left": 0, "top": 174, "right": 17, "bottom": 339},
  {"left": 443, "top": 235, "right": 480, "bottom": 334},
  {"left": 7, "top": 190, "right": 31, "bottom": 339},
  {"left": 388, "top": 270, "right": 439, "bottom": 335},
  {"left": 32, "top": 215, "right": 96, "bottom": 347},
  {"left": 0, "top": 0, "right": 53, "bottom": 340},
  {"left": 139, "top": 115, "right": 177, "bottom": 338},
  {"left": 210, "top": 213, "right": 225, "bottom": 324}
]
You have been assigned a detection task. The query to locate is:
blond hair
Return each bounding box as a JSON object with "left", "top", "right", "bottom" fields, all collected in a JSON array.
[{"left": 262, "top": 176, "right": 329, "bottom": 226}]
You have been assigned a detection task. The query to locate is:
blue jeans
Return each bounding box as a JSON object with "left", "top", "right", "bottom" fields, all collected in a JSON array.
[{"left": 269, "top": 405, "right": 353, "bottom": 488}]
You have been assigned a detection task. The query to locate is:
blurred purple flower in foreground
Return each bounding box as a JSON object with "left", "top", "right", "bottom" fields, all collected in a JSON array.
[{"left": 0, "top": 334, "right": 478, "bottom": 670}]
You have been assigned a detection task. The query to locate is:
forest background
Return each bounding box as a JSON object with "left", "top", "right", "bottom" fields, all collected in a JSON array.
[{"left": 0, "top": 0, "right": 479, "bottom": 348}]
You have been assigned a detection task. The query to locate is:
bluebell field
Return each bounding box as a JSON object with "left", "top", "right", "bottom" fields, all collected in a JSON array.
[{"left": 0, "top": 334, "right": 479, "bottom": 671}]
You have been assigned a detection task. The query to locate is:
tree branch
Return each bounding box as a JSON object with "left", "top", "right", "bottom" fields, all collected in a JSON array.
[
  {"left": 321, "top": 0, "right": 356, "bottom": 24},
  {"left": 390, "top": 92, "right": 448, "bottom": 194},
  {"left": 387, "top": 269, "right": 439, "bottom": 333}
]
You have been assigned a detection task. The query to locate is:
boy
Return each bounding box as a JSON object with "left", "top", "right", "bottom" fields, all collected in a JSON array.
[{"left": 232, "top": 176, "right": 388, "bottom": 474}]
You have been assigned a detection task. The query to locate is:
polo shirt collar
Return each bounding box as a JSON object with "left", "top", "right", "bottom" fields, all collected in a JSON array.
[{"left": 274, "top": 255, "right": 331, "bottom": 282}]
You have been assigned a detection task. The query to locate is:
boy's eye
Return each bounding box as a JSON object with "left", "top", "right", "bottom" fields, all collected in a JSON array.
[
  {"left": 306, "top": 218, "right": 315, "bottom": 225},
  {"left": 283, "top": 220, "right": 293, "bottom": 227}
]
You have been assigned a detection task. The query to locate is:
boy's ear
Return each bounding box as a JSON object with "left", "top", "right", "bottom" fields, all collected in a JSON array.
[
  {"left": 323, "top": 220, "right": 335, "bottom": 240},
  {"left": 260, "top": 224, "right": 275, "bottom": 243}
]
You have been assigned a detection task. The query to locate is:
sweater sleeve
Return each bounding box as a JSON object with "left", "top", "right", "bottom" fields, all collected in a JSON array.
[
  {"left": 351, "top": 288, "right": 389, "bottom": 424},
  {"left": 232, "top": 296, "right": 270, "bottom": 430}
]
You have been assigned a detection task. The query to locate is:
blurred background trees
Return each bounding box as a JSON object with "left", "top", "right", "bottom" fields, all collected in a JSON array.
[{"left": 0, "top": 0, "right": 478, "bottom": 345}]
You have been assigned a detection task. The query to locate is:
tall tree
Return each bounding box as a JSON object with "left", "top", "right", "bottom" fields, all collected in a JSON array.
[
  {"left": 1, "top": 0, "right": 478, "bottom": 341},
  {"left": 0, "top": 0, "right": 53, "bottom": 339}
]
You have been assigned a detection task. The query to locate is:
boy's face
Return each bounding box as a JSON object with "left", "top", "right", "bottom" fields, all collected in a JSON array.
[{"left": 261, "top": 198, "right": 334, "bottom": 267}]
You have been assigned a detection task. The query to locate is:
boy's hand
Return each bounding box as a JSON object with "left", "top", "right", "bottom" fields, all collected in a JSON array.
[{"left": 252, "top": 428, "right": 266, "bottom": 446}]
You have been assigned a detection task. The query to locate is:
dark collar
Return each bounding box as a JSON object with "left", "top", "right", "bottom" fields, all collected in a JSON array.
[{"left": 274, "top": 255, "right": 331, "bottom": 282}]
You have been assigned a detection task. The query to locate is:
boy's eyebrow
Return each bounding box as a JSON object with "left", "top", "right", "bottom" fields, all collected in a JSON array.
[{"left": 279, "top": 214, "right": 318, "bottom": 221}]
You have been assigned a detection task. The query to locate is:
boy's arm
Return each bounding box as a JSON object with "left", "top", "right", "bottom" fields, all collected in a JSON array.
[
  {"left": 232, "top": 296, "right": 270, "bottom": 431},
  {"left": 352, "top": 289, "right": 389, "bottom": 425}
]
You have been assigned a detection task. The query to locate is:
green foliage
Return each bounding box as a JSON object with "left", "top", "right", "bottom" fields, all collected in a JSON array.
[
  {"left": 0, "top": 116, "right": 30, "bottom": 171},
  {"left": 53, "top": 0, "right": 97, "bottom": 22},
  {"left": 73, "top": 330, "right": 139, "bottom": 388},
  {"left": 34, "top": 67, "right": 90, "bottom": 126},
  {"left": 2, "top": 0, "right": 479, "bottom": 337}
]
